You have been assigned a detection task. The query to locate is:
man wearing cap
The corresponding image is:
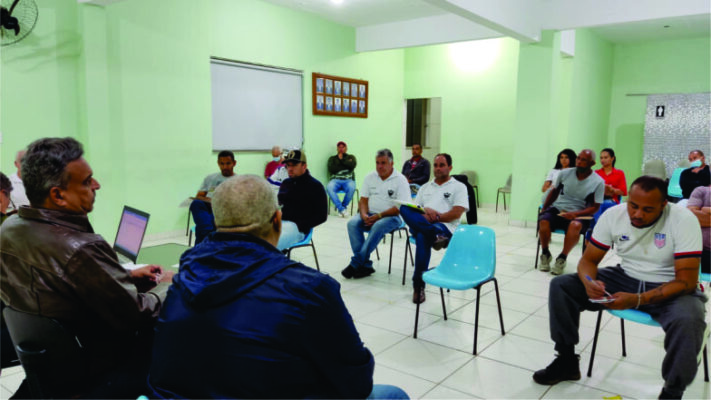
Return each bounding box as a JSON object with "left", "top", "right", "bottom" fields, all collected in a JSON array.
[
  {"left": 190, "top": 151, "right": 237, "bottom": 245},
  {"left": 342, "top": 149, "right": 411, "bottom": 279},
  {"left": 277, "top": 150, "right": 328, "bottom": 250},
  {"left": 327, "top": 141, "right": 357, "bottom": 217}
]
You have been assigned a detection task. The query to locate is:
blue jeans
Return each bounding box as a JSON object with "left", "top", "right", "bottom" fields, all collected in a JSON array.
[
  {"left": 367, "top": 384, "right": 409, "bottom": 399},
  {"left": 277, "top": 220, "right": 306, "bottom": 250},
  {"left": 327, "top": 179, "right": 355, "bottom": 212},
  {"left": 347, "top": 214, "right": 402, "bottom": 270},
  {"left": 400, "top": 206, "right": 451, "bottom": 289},
  {"left": 190, "top": 199, "right": 215, "bottom": 245}
]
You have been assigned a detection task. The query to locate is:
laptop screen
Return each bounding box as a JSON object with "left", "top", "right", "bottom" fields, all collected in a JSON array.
[{"left": 113, "top": 206, "right": 150, "bottom": 263}]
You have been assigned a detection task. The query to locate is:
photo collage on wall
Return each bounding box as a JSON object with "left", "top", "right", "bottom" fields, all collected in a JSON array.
[{"left": 313, "top": 73, "right": 368, "bottom": 118}]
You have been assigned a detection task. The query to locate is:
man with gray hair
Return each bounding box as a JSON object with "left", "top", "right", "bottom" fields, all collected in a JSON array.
[
  {"left": 9, "top": 149, "right": 30, "bottom": 210},
  {"left": 343, "top": 149, "right": 411, "bottom": 279},
  {"left": 148, "top": 175, "right": 408, "bottom": 400},
  {"left": 538, "top": 148, "right": 604, "bottom": 275}
]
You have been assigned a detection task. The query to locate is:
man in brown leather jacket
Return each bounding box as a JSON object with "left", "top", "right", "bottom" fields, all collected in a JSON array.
[{"left": 0, "top": 137, "right": 174, "bottom": 398}]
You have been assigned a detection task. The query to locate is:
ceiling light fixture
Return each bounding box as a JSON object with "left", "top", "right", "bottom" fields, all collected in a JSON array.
[
  {"left": 448, "top": 39, "right": 502, "bottom": 73},
  {"left": 331, "top": 0, "right": 344, "bottom": 5}
]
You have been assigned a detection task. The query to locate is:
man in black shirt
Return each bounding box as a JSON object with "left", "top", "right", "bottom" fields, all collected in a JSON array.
[
  {"left": 680, "top": 150, "right": 711, "bottom": 199},
  {"left": 401, "top": 144, "right": 431, "bottom": 187},
  {"left": 276, "top": 150, "right": 328, "bottom": 250}
]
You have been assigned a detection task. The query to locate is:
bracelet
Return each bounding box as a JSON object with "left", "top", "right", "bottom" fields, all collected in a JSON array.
[
  {"left": 377, "top": 213, "right": 382, "bottom": 219},
  {"left": 635, "top": 293, "right": 642, "bottom": 309}
]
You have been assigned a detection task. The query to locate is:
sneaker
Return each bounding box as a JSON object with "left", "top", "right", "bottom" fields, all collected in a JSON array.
[
  {"left": 658, "top": 388, "right": 683, "bottom": 400},
  {"left": 352, "top": 267, "right": 375, "bottom": 279},
  {"left": 532, "top": 354, "right": 581, "bottom": 385},
  {"left": 551, "top": 257, "right": 566, "bottom": 275},
  {"left": 339, "top": 209, "right": 348, "bottom": 218},
  {"left": 539, "top": 253, "right": 552, "bottom": 272},
  {"left": 341, "top": 265, "right": 355, "bottom": 279},
  {"left": 432, "top": 235, "right": 450, "bottom": 251},
  {"left": 412, "top": 287, "right": 426, "bottom": 304}
]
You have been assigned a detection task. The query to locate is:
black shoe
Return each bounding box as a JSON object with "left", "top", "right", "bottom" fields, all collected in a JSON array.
[
  {"left": 658, "top": 388, "right": 683, "bottom": 400},
  {"left": 412, "top": 287, "right": 426, "bottom": 304},
  {"left": 432, "top": 235, "right": 450, "bottom": 251},
  {"left": 341, "top": 265, "right": 356, "bottom": 279},
  {"left": 352, "top": 267, "right": 375, "bottom": 279},
  {"left": 532, "top": 354, "right": 581, "bottom": 385}
]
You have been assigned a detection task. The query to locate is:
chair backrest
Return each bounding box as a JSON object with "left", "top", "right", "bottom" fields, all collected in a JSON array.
[
  {"left": 435, "top": 225, "right": 496, "bottom": 280},
  {"left": 504, "top": 174, "right": 512, "bottom": 189},
  {"left": 2, "top": 307, "right": 89, "bottom": 399},
  {"left": 451, "top": 174, "right": 477, "bottom": 224},
  {"left": 667, "top": 167, "right": 685, "bottom": 198},
  {"left": 642, "top": 159, "right": 667, "bottom": 180},
  {"left": 460, "top": 170, "right": 478, "bottom": 186}
]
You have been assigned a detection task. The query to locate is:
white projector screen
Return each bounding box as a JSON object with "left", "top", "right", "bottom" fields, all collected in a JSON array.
[{"left": 210, "top": 58, "right": 303, "bottom": 151}]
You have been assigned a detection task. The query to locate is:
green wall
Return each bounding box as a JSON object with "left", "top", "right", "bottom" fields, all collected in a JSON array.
[
  {"left": 607, "top": 36, "right": 711, "bottom": 182},
  {"left": 403, "top": 38, "right": 521, "bottom": 204},
  {"left": 2, "top": 0, "right": 405, "bottom": 238}
]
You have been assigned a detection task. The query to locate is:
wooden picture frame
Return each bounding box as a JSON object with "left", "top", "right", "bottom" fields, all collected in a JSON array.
[{"left": 312, "top": 72, "right": 368, "bottom": 118}]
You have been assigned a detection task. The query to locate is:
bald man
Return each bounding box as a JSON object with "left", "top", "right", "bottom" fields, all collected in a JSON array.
[{"left": 538, "top": 149, "right": 605, "bottom": 275}]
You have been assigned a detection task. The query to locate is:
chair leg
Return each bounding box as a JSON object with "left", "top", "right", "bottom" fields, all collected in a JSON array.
[
  {"left": 414, "top": 301, "right": 421, "bottom": 338},
  {"left": 703, "top": 344, "right": 709, "bottom": 382},
  {"left": 534, "top": 236, "right": 541, "bottom": 269},
  {"left": 493, "top": 279, "right": 505, "bottom": 335},
  {"left": 503, "top": 193, "right": 507, "bottom": 211},
  {"left": 587, "top": 310, "right": 603, "bottom": 377},
  {"left": 620, "top": 319, "right": 627, "bottom": 357},
  {"left": 495, "top": 191, "right": 500, "bottom": 212},
  {"left": 388, "top": 232, "right": 395, "bottom": 273},
  {"left": 439, "top": 288, "right": 447, "bottom": 320},
  {"left": 186, "top": 209, "right": 192, "bottom": 236},
  {"left": 474, "top": 186, "right": 479, "bottom": 208},
  {"left": 375, "top": 246, "right": 380, "bottom": 261},
  {"left": 402, "top": 236, "right": 412, "bottom": 286},
  {"left": 473, "top": 286, "right": 481, "bottom": 355},
  {"left": 310, "top": 240, "right": 320, "bottom": 272},
  {"left": 189, "top": 229, "right": 193, "bottom": 247}
]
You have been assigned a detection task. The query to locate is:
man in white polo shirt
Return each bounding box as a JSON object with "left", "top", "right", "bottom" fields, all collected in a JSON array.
[
  {"left": 343, "top": 149, "right": 411, "bottom": 279},
  {"left": 400, "top": 153, "right": 468, "bottom": 304},
  {"left": 534, "top": 176, "right": 705, "bottom": 400}
]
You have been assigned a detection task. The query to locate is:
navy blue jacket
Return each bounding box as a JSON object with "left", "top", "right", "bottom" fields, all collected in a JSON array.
[
  {"left": 148, "top": 232, "right": 374, "bottom": 399},
  {"left": 278, "top": 170, "right": 328, "bottom": 234}
]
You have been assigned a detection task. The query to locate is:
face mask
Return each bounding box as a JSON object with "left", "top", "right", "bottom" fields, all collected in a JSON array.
[
  {"left": 273, "top": 157, "right": 281, "bottom": 162},
  {"left": 690, "top": 160, "right": 702, "bottom": 168}
]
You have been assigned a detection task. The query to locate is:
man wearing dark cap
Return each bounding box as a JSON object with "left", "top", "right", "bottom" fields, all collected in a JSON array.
[
  {"left": 327, "top": 141, "right": 357, "bottom": 217},
  {"left": 277, "top": 150, "right": 328, "bottom": 250}
]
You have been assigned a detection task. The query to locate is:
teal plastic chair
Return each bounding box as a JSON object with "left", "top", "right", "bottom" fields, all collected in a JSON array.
[
  {"left": 588, "top": 308, "right": 709, "bottom": 382},
  {"left": 413, "top": 225, "right": 505, "bottom": 355},
  {"left": 284, "top": 229, "right": 320, "bottom": 271},
  {"left": 667, "top": 167, "right": 685, "bottom": 199}
]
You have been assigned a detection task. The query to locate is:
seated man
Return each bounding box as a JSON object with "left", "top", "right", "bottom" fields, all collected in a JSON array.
[
  {"left": 0, "top": 172, "right": 15, "bottom": 224},
  {"left": 533, "top": 176, "right": 705, "bottom": 400},
  {"left": 264, "top": 145, "right": 283, "bottom": 179},
  {"left": 538, "top": 149, "right": 604, "bottom": 275},
  {"left": 189, "top": 150, "right": 236, "bottom": 245},
  {"left": 342, "top": 149, "right": 411, "bottom": 279},
  {"left": 0, "top": 137, "right": 174, "bottom": 398},
  {"left": 9, "top": 149, "right": 29, "bottom": 210},
  {"left": 327, "top": 141, "right": 357, "bottom": 217},
  {"left": 401, "top": 143, "right": 431, "bottom": 187},
  {"left": 680, "top": 150, "right": 710, "bottom": 199},
  {"left": 148, "top": 175, "right": 408, "bottom": 399},
  {"left": 277, "top": 150, "right": 327, "bottom": 250},
  {"left": 400, "top": 153, "right": 468, "bottom": 304},
  {"left": 687, "top": 185, "right": 710, "bottom": 273}
]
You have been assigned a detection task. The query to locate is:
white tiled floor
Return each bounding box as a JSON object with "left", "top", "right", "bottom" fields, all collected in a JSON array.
[{"left": 2, "top": 206, "right": 710, "bottom": 399}]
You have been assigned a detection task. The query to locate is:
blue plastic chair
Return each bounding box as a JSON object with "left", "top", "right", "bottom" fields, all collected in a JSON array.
[
  {"left": 371, "top": 220, "right": 414, "bottom": 285},
  {"left": 328, "top": 187, "right": 359, "bottom": 216},
  {"left": 284, "top": 229, "right": 320, "bottom": 271},
  {"left": 413, "top": 225, "right": 505, "bottom": 355},
  {"left": 588, "top": 308, "right": 709, "bottom": 381},
  {"left": 667, "top": 167, "right": 685, "bottom": 199}
]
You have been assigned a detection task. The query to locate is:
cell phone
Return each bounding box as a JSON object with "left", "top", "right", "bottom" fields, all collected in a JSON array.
[{"left": 589, "top": 297, "right": 615, "bottom": 304}]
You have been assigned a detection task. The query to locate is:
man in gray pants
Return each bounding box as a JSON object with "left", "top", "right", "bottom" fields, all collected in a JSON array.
[{"left": 533, "top": 176, "right": 706, "bottom": 400}]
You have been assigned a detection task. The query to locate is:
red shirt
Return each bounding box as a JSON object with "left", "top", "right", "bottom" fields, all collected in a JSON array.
[{"left": 595, "top": 167, "right": 627, "bottom": 203}]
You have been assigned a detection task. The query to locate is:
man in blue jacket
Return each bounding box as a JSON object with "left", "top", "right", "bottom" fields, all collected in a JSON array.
[{"left": 148, "top": 175, "right": 407, "bottom": 399}]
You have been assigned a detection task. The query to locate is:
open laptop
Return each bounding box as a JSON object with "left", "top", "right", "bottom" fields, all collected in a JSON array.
[{"left": 113, "top": 206, "right": 150, "bottom": 269}]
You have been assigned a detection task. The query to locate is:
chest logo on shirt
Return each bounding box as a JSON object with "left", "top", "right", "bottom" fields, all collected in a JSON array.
[
  {"left": 619, "top": 235, "right": 630, "bottom": 242},
  {"left": 654, "top": 233, "right": 666, "bottom": 249},
  {"left": 388, "top": 189, "right": 394, "bottom": 198},
  {"left": 444, "top": 192, "right": 451, "bottom": 199}
]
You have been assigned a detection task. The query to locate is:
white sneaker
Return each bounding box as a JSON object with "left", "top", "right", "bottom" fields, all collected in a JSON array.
[
  {"left": 551, "top": 257, "right": 566, "bottom": 275},
  {"left": 339, "top": 210, "right": 348, "bottom": 218},
  {"left": 539, "top": 253, "right": 551, "bottom": 272}
]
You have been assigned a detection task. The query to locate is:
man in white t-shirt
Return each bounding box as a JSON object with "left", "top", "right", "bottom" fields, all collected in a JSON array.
[
  {"left": 400, "top": 153, "right": 468, "bottom": 304},
  {"left": 342, "top": 149, "right": 411, "bottom": 279},
  {"left": 534, "top": 176, "right": 705, "bottom": 400},
  {"left": 538, "top": 149, "right": 605, "bottom": 275},
  {"left": 9, "top": 149, "right": 30, "bottom": 210}
]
